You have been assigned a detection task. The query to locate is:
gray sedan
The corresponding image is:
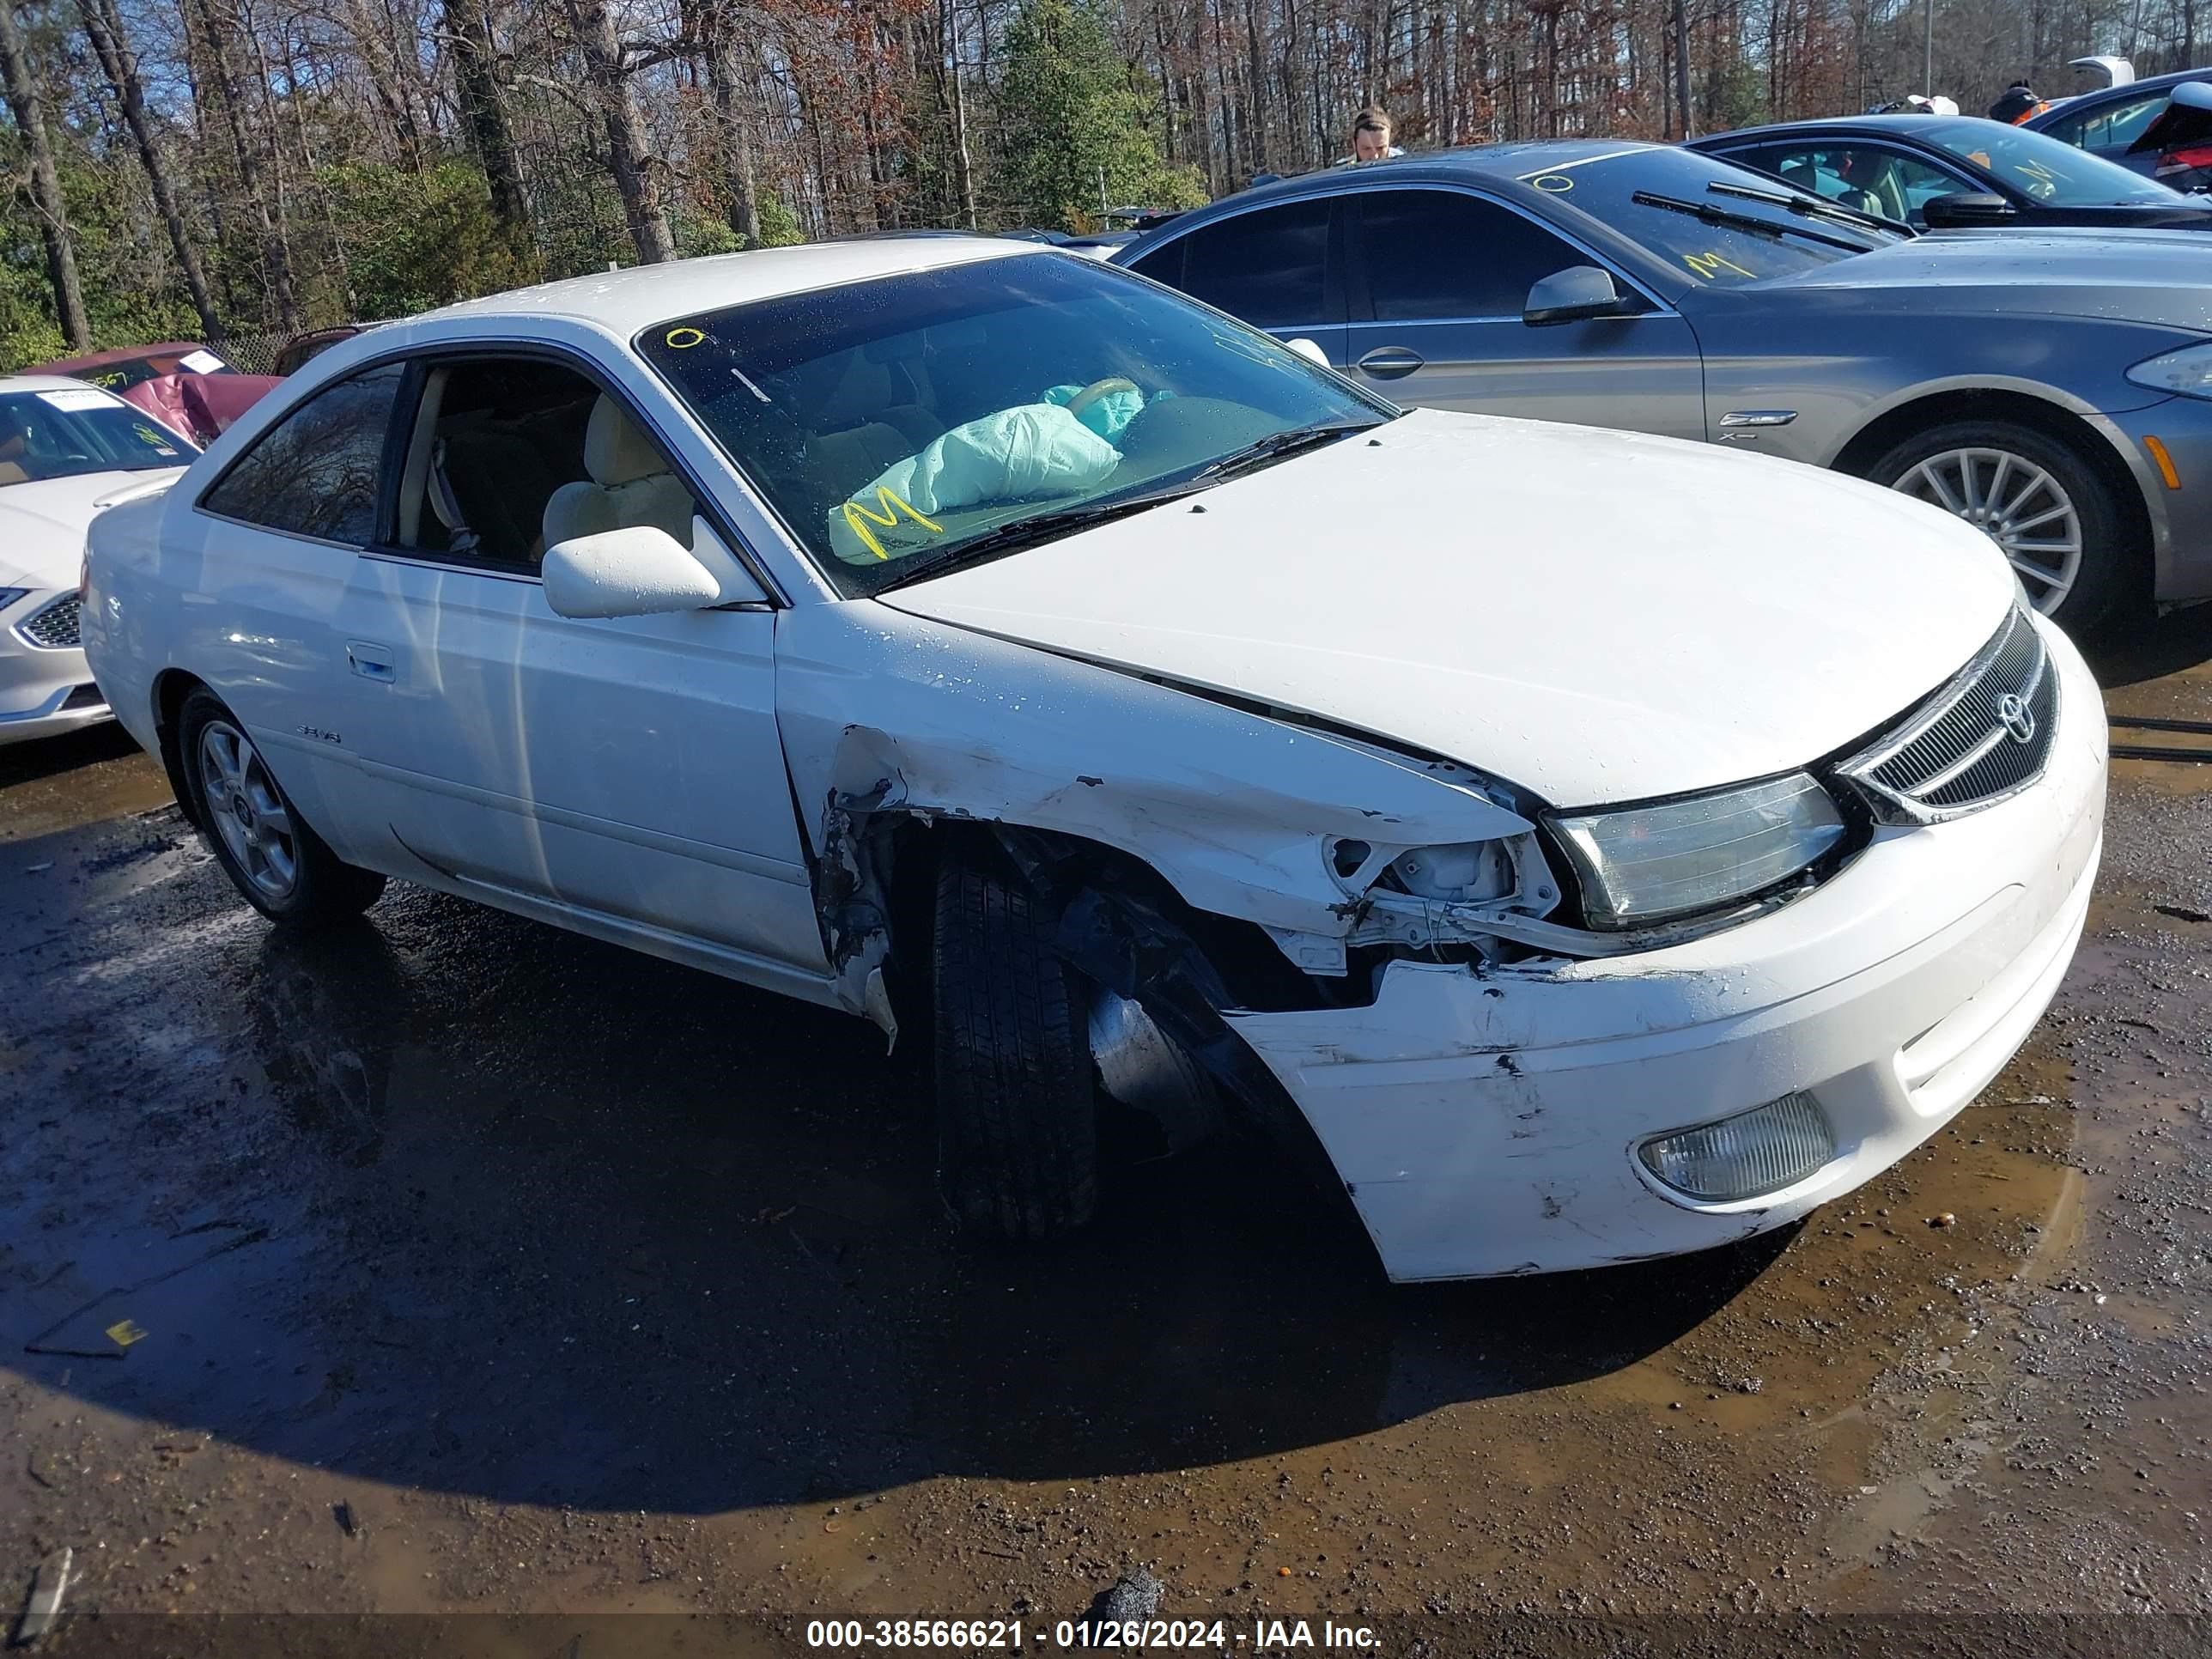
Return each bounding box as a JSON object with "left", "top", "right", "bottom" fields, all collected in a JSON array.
[{"left": 1113, "top": 141, "right": 2212, "bottom": 630}]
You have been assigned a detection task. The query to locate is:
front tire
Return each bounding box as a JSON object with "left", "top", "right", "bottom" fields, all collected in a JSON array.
[
  {"left": 932, "top": 844, "right": 1098, "bottom": 1240},
  {"left": 178, "top": 689, "right": 386, "bottom": 928},
  {"left": 1869, "top": 418, "right": 2130, "bottom": 632}
]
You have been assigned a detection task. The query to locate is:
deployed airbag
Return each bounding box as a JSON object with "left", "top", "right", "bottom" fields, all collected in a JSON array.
[{"left": 829, "top": 401, "right": 1122, "bottom": 564}]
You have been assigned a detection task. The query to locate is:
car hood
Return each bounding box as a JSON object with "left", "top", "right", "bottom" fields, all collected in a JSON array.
[
  {"left": 1769, "top": 228, "right": 2212, "bottom": 330},
  {"left": 880, "top": 408, "right": 2014, "bottom": 807},
  {"left": 0, "top": 470, "right": 182, "bottom": 589}
]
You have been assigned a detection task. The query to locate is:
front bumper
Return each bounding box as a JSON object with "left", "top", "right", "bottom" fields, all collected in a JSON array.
[
  {"left": 1229, "top": 618, "right": 2106, "bottom": 1282},
  {"left": 0, "top": 590, "right": 109, "bottom": 745}
]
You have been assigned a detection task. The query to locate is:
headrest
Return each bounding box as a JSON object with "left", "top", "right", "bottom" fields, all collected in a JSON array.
[{"left": 585, "top": 395, "right": 668, "bottom": 487}]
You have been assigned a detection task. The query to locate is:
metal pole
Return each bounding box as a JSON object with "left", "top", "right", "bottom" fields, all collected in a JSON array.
[{"left": 1923, "top": 0, "right": 1933, "bottom": 95}]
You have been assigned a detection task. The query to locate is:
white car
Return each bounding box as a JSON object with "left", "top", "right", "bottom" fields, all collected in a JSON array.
[
  {"left": 1, "top": 375, "right": 193, "bottom": 744},
  {"left": 83, "top": 241, "right": 2105, "bottom": 1281}
]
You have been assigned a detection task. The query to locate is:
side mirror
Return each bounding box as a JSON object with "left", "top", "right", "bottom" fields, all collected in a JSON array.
[
  {"left": 544, "top": 520, "right": 767, "bottom": 618},
  {"left": 1284, "top": 337, "right": 1330, "bottom": 368},
  {"left": 1921, "top": 191, "right": 2017, "bottom": 228},
  {"left": 1523, "top": 265, "right": 1636, "bottom": 327}
]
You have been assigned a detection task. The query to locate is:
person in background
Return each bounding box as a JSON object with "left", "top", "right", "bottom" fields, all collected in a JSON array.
[
  {"left": 1990, "top": 81, "right": 2051, "bottom": 123},
  {"left": 1340, "top": 106, "right": 1404, "bottom": 165}
]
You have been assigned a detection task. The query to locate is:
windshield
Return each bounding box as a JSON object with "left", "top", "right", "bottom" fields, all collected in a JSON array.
[
  {"left": 637, "top": 251, "right": 1391, "bottom": 597},
  {"left": 0, "top": 387, "right": 191, "bottom": 486},
  {"left": 1519, "top": 146, "right": 1897, "bottom": 284},
  {"left": 1920, "top": 118, "right": 2179, "bottom": 204},
  {"left": 67, "top": 348, "right": 234, "bottom": 392}
]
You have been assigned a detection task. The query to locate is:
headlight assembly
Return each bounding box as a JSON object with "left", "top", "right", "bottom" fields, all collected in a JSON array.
[
  {"left": 1546, "top": 772, "right": 1845, "bottom": 929},
  {"left": 2126, "top": 341, "right": 2212, "bottom": 400}
]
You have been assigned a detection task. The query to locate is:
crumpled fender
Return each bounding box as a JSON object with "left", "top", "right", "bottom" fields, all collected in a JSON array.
[{"left": 774, "top": 600, "right": 1531, "bottom": 940}]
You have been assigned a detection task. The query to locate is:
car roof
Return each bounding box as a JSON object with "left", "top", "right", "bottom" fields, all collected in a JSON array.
[
  {"left": 0, "top": 374, "right": 122, "bottom": 395},
  {"left": 22, "top": 343, "right": 207, "bottom": 374},
  {"left": 1206, "top": 140, "right": 1658, "bottom": 206},
  {"left": 424, "top": 236, "right": 1037, "bottom": 336},
  {"left": 1692, "top": 113, "right": 1996, "bottom": 140}
]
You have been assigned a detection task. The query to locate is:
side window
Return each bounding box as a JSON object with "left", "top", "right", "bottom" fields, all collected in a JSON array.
[
  {"left": 1157, "top": 198, "right": 1332, "bottom": 328},
  {"left": 1729, "top": 142, "right": 1850, "bottom": 198},
  {"left": 1358, "top": 189, "right": 1592, "bottom": 320},
  {"left": 1759, "top": 144, "right": 1966, "bottom": 224},
  {"left": 201, "top": 363, "right": 403, "bottom": 544},
  {"left": 2041, "top": 91, "right": 2169, "bottom": 153},
  {"left": 392, "top": 355, "right": 697, "bottom": 573}
]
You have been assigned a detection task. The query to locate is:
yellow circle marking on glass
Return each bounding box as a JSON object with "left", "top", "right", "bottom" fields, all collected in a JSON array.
[
  {"left": 1531, "top": 173, "right": 1575, "bottom": 192},
  {"left": 665, "top": 326, "right": 706, "bottom": 350}
]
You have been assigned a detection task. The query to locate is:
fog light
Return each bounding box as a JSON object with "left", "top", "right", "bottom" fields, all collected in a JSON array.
[{"left": 1637, "top": 1092, "right": 1834, "bottom": 1200}]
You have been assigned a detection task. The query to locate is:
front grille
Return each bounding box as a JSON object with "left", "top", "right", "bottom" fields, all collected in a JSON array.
[
  {"left": 15, "top": 592, "right": 82, "bottom": 650},
  {"left": 1838, "top": 604, "right": 2056, "bottom": 823}
]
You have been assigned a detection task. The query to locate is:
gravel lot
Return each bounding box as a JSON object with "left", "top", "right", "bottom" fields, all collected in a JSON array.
[{"left": 4, "top": 613, "right": 2209, "bottom": 1655}]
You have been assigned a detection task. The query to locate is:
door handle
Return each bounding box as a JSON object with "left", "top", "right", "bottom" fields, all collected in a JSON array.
[
  {"left": 1356, "top": 347, "right": 1425, "bottom": 380},
  {"left": 346, "top": 640, "right": 397, "bottom": 683}
]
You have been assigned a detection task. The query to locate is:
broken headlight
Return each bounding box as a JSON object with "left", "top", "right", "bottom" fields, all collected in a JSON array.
[{"left": 1545, "top": 772, "right": 1844, "bottom": 929}]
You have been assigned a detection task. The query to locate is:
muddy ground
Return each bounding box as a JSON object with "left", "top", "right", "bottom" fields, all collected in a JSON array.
[{"left": 3, "top": 615, "right": 2209, "bottom": 1656}]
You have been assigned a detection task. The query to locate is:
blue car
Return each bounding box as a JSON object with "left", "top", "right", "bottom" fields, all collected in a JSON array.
[
  {"left": 1689, "top": 113, "right": 2212, "bottom": 231},
  {"left": 2026, "top": 68, "right": 2212, "bottom": 191},
  {"left": 1115, "top": 140, "right": 2212, "bottom": 631}
]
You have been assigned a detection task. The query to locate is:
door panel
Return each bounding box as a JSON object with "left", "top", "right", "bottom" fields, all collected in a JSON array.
[
  {"left": 335, "top": 556, "right": 827, "bottom": 971},
  {"left": 331, "top": 351, "right": 830, "bottom": 977},
  {"left": 1345, "top": 188, "right": 1705, "bottom": 437},
  {"left": 179, "top": 362, "right": 408, "bottom": 857}
]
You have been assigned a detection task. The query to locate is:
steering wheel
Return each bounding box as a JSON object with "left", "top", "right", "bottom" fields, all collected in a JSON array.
[{"left": 1065, "top": 376, "right": 1139, "bottom": 421}]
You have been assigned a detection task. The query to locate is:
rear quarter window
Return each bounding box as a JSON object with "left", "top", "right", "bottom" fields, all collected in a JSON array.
[{"left": 200, "top": 364, "right": 404, "bottom": 545}]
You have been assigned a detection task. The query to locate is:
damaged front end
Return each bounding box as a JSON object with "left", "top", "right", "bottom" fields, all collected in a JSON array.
[{"left": 777, "top": 605, "right": 1582, "bottom": 1131}]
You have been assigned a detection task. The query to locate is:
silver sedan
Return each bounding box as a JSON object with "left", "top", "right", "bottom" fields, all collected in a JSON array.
[{"left": 1115, "top": 141, "right": 2212, "bottom": 632}]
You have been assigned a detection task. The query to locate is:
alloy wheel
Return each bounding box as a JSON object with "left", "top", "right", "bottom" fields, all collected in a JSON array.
[
  {"left": 198, "top": 719, "right": 300, "bottom": 902},
  {"left": 1889, "top": 446, "right": 2081, "bottom": 616}
]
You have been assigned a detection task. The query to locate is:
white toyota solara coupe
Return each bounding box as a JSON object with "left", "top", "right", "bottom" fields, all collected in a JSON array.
[
  {"left": 83, "top": 240, "right": 2104, "bottom": 1282},
  {"left": 1, "top": 374, "right": 193, "bottom": 744}
]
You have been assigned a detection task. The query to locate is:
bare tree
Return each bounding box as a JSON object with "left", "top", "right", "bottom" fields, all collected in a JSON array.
[
  {"left": 0, "top": 0, "right": 90, "bottom": 348},
  {"left": 568, "top": 0, "right": 673, "bottom": 262}
]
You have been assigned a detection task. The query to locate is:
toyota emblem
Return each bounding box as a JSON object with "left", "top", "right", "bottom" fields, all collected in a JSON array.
[{"left": 1996, "top": 693, "right": 2036, "bottom": 744}]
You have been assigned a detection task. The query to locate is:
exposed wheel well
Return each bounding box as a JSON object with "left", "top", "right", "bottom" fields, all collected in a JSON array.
[
  {"left": 150, "top": 668, "right": 210, "bottom": 829},
  {"left": 1832, "top": 387, "right": 2153, "bottom": 589}
]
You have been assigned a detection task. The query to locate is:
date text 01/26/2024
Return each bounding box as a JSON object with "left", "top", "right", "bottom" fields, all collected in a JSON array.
[{"left": 805, "top": 1620, "right": 1382, "bottom": 1650}]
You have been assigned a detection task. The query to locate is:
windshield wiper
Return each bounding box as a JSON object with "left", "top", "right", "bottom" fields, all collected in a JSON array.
[
  {"left": 1631, "top": 190, "right": 1876, "bottom": 253},
  {"left": 875, "top": 479, "right": 1210, "bottom": 591},
  {"left": 1189, "top": 419, "right": 1381, "bottom": 483},
  {"left": 1705, "top": 178, "right": 1912, "bottom": 237}
]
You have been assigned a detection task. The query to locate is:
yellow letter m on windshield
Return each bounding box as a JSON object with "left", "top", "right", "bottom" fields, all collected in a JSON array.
[
  {"left": 1683, "top": 250, "right": 1756, "bottom": 281},
  {"left": 842, "top": 488, "right": 944, "bottom": 560}
]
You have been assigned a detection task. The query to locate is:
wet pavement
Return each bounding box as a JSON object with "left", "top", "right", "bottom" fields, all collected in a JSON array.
[{"left": 3, "top": 614, "right": 2210, "bottom": 1652}]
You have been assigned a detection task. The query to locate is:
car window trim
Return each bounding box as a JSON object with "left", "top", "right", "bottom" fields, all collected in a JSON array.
[
  {"left": 349, "top": 337, "right": 791, "bottom": 607},
  {"left": 1119, "top": 191, "right": 1351, "bottom": 333},
  {"left": 191, "top": 361, "right": 409, "bottom": 553},
  {"left": 1340, "top": 180, "right": 1674, "bottom": 326}
]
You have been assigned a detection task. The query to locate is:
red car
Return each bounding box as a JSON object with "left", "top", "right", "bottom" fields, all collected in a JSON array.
[
  {"left": 26, "top": 343, "right": 282, "bottom": 447},
  {"left": 25, "top": 341, "right": 236, "bottom": 392}
]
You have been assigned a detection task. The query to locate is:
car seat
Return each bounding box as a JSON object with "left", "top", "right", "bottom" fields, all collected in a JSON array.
[{"left": 540, "top": 395, "right": 696, "bottom": 551}]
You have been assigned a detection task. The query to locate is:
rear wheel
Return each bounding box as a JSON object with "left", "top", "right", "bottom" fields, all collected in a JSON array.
[
  {"left": 179, "top": 689, "right": 386, "bottom": 927},
  {"left": 1869, "top": 419, "right": 2130, "bottom": 632},
  {"left": 932, "top": 842, "right": 1098, "bottom": 1240}
]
